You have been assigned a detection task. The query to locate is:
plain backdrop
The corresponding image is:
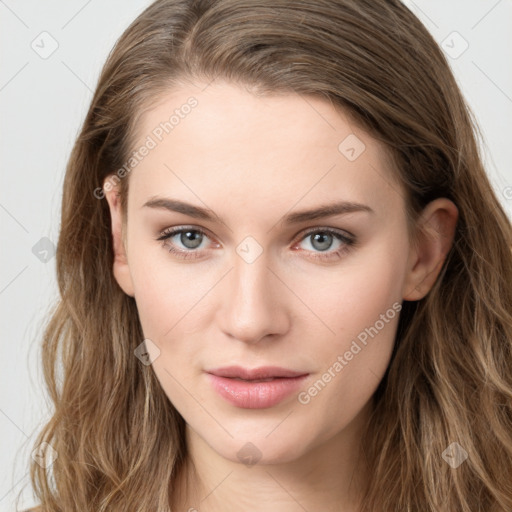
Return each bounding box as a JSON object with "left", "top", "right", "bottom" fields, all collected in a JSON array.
[{"left": 1, "top": 1, "right": 511, "bottom": 510}]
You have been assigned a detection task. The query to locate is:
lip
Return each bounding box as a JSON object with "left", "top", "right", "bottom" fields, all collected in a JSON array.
[
  {"left": 206, "top": 365, "right": 307, "bottom": 380},
  {"left": 205, "top": 366, "right": 309, "bottom": 409}
]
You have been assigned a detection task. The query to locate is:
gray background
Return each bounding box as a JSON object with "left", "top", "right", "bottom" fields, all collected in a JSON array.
[{"left": 1, "top": 1, "right": 511, "bottom": 509}]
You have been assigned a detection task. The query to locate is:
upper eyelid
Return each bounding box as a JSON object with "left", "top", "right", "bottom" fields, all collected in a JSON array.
[
  {"left": 299, "top": 226, "right": 354, "bottom": 240},
  {"left": 158, "top": 225, "right": 209, "bottom": 241}
]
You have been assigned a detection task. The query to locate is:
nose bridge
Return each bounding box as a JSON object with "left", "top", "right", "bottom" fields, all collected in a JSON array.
[
  {"left": 233, "top": 249, "right": 269, "bottom": 302},
  {"left": 218, "top": 242, "right": 288, "bottom": 343}
]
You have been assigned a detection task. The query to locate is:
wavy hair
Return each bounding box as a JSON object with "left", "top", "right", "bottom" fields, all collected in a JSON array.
[{"left": 20, "top": 0, "right": 512, "bottom": 510}]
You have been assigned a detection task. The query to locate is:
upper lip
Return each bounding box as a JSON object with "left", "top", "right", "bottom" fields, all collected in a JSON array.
[{"left": 206, "top": 365, "right": 308, "bottom": 380}]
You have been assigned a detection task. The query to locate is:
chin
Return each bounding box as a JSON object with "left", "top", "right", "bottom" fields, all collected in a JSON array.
[{"left": 205, "top": 430, "right": 309, "bottom": 467}]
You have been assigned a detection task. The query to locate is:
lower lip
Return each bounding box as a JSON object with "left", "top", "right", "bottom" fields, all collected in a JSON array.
[{"left": 206, "top": 373, "right": 309, "bottom": 409}]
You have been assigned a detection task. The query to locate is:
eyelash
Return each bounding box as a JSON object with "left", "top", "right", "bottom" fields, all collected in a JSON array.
[{"left": 156, "top": 226, "right": 356, "bottom": 262}]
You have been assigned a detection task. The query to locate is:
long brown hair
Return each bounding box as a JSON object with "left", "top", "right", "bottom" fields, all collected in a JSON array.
[{"left": 21, "top": 0, "right": 512, "bottom": 510}]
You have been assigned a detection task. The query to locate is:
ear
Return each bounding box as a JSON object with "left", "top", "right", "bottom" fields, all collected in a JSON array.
[
  {"left": 402, "top": 198, "right": 458, "bottom": 301},
  {"left": 103, "top": 179, "right": 135, "bottom": 297}
]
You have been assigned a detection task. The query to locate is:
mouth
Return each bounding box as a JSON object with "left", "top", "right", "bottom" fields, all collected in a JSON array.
[
  {"left": 229, "top": 377, "right": 278, "bottom": 383},
  {"left": 205, "top": 366, "right": 309, "bottom": 409},
  {"left": 206, "top": 365, "right": 308, "bottom": 380}
]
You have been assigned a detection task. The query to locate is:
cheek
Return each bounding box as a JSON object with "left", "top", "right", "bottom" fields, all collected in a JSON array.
[
  {"left": 298, "top": 308, "right": 397, "bottom": 443},
  {"left": 128, "top": 246, "right": 209, "bottom": 407},
  {"left": 127, "top": 236, "right": 212, "bottom": 339},
  {"left": 292, "top": 233, "right": 407, "bottom": 339},
  {"left": 294, "top": 242, "right": 404, "bottom": 377},
  {"left": 293, "top": 244, "right": 406, "bottom": 433}
]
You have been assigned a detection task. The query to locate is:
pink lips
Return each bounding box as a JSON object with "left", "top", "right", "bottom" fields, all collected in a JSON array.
[{"left": 206, "top": 365, "right": 309, "bottom": 409}]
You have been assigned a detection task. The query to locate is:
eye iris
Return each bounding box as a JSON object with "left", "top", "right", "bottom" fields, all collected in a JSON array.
[
  {"left": 311, "top": 232, "right": 333, "bottom": 251},
  {"left": 180, "top": 230, "right": 202, "bottom": 249}
]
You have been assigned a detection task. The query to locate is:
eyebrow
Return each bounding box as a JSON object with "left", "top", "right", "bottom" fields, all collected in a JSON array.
[{"left": 142, "top": 196, "right": 374, "bottom": 225}]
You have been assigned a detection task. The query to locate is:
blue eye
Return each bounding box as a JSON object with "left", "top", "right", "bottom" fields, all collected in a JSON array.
[
  {"left": 156, "top": 226, "right": 356, "bottom": 262},
  {"left": 293, "top": 228, "right": 355, "bottom": 261},
  {"left": 157, "top": 227, "right": 210, "bottom": 260}
]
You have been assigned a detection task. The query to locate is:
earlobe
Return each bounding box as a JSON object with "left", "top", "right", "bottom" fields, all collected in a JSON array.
[
  {"left": 402, "top": 198, "right": 458, "bottom": 301},
  {"left": 103, "top": 179, "right": 135, "bottom": 297}
]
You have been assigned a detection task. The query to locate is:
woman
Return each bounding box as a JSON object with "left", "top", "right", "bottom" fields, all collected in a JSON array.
[{"left": 21, "top": 0, "right": 512, "bottom": 510}]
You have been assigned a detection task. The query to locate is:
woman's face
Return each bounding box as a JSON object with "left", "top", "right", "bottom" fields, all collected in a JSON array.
[{"left": 106, "top": 80, "right": 439, "bottom": 465}]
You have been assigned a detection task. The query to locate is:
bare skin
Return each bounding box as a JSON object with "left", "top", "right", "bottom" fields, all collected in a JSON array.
[{"left": 104, "top": 80, "right": 458, "bottom": 511}]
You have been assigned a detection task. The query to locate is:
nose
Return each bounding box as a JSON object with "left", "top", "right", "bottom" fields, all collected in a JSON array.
[{"left": 217, "top": 251, "right": 291, "bottom": 345}]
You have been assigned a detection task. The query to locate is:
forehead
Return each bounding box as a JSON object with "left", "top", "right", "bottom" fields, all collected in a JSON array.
[{"left": 127, "top": 81, "right": 403, "bottom": 216}]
